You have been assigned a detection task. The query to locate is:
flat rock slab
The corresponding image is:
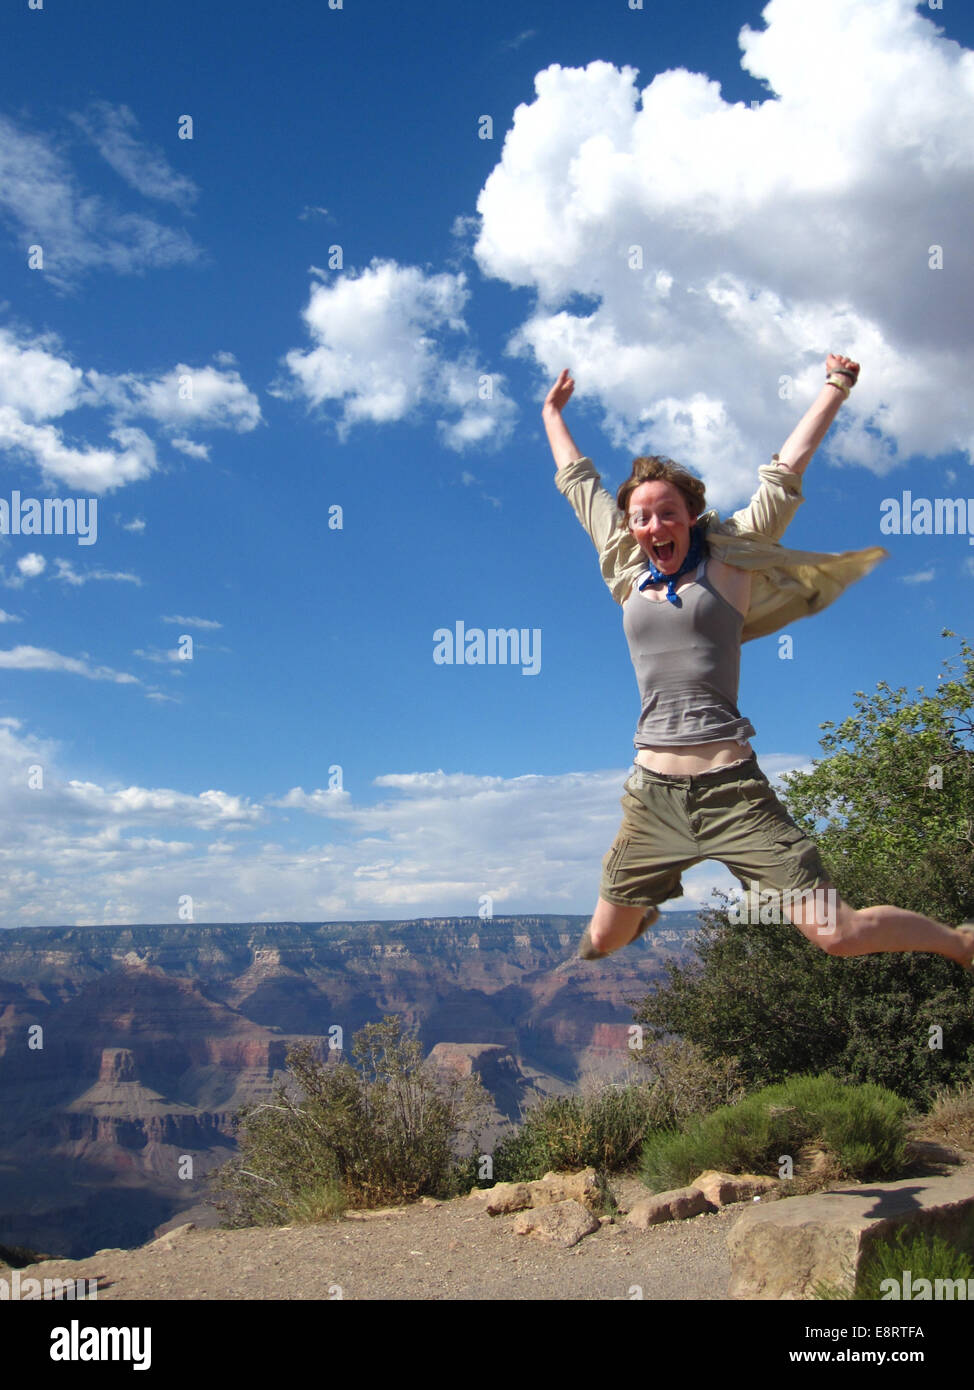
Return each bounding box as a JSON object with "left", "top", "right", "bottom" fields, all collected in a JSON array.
[
  {"left": 727, "top": 1169, "right": 974, "bottom": 1299},
  {"left": 513, "top": 1200, "right": 601, "bottom": 1247},
  {"left": 626, "top": 1186, "right": 710, "bottom": 1228}
]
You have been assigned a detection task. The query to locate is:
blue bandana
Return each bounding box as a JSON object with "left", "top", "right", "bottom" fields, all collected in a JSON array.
[{"left": 637, "top": 524, "right": 709, "bottom": 605}]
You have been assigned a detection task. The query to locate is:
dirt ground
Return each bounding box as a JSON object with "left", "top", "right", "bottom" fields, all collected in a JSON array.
[{"left": 8, "top": 1175, "right": 740, "bottom": 1301}]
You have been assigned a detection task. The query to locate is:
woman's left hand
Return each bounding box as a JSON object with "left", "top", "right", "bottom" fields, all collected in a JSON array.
[{"left": 826, "top": 353, "right": 860, "bottom": 382}]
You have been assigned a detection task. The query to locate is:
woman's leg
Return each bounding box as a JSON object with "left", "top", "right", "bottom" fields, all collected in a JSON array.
[
  {"left": 785, "top": 884, "right": 974, "bottom": 968},
  {"left": 582, "top": 897, "right": 657, "bottom": 958},
  {"left": 579, "top": 764, "right": 696, "bottom": 959}
]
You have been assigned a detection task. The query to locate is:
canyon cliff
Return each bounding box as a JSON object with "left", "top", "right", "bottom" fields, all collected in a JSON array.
[{"left": 0, "top": 914, "right": 697, "bottom": 1258}]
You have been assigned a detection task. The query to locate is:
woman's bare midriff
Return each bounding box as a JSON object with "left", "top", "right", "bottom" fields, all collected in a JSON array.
[
  {"left": 631, "top": 556, "right": 754, "bottom": 775},
  {"left": 634, "top": 740, "right": 753, "bottom": 776}
]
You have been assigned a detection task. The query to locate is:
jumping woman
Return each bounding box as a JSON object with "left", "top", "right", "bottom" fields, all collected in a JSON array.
[{"left": 544, "top": 358, "right": 974, "bottom": 971}]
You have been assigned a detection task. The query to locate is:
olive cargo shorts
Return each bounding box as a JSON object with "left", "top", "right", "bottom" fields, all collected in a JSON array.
[{"left": 599, "top": 754, "right": 829, "bottom": 910}]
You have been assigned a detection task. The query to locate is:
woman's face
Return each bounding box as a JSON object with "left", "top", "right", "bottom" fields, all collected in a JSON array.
[{"left": 627, "top": 481, "right": 697, "bottom": 575}]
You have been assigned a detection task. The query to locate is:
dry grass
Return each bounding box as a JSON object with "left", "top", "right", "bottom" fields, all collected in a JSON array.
[{"left": 907, "top": 1082, "right": 974, "bottom": 1152}]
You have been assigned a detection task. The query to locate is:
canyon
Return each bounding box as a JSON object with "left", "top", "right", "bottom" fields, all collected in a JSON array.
[{"left": 0, "top": 914, "right": 698, "bottom": 1258}]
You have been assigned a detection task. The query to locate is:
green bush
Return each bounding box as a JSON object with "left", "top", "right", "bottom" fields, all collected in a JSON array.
[
  {"left": 633, "top": 637, "right": 974, "bottom": 1111},
  {"left": 489, "top": 1042, "right": 747, "bottom": 1184},
  {"left": 640, "top": 1073, "right": 908, "bottom": 1193},
  {"left": 815, "top": 1223, "right": 974, "bottom": 1300},
  {"left": 207, "top": 1016, "right": 491, "bottom": 1226},
  {"left": 490, "top": 1078, "right": 663, "bottom": 1183}
]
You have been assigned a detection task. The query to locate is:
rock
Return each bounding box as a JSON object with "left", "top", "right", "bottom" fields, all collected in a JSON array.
[
  {"left": 626, "top": 1186, "right": 711, "bottom": 1228},
  {"left": 149, "top": 1222, "right": 196, "bottom": 1248},
  {"left": 727, "top": 1169, "right": 974, "bottom": 1299},
  {"left": 473, "top": 1167, "right": 602, "bottom": 1215},
  {"left": 0, "top": 918, "right": 683, "bottom": 1260},
  {"left": 513, "top": 1200, "right": 601, "bottom": 1247},
  {"left": 530, "top": 1168, "right": 603, "bottom": 1212},
  {"left": 481, "top": 1182, "right": 535, "bottom": 1215},
  {"left": 692, "top": 1170, "right": 779, "bottom": 1206}
]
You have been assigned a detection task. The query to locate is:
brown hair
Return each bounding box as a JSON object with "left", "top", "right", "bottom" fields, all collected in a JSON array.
[{"left": 616, "top": 456, "right": 707, "bottom": 527}]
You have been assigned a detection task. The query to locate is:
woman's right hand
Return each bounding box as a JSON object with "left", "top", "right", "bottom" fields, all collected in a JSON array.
[{"left": 543, "top": 368, "right": 574, "bottom": 417}]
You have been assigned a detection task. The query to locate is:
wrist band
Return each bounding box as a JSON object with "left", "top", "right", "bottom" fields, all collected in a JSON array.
[
  {"left": 831, "top": 367, "right": 858, "bottom": 382},
  {"left": 825, "top": 374, "right": 850, "bottom": 398}
]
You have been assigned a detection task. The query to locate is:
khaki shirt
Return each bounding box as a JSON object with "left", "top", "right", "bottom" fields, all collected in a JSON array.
[{"left": 554, "top": 455, "right": 888, "bottom": 643}]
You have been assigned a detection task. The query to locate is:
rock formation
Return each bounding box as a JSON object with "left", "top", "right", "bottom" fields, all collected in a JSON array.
[{"left": 0, "top": 914, "right": 697, "bottom": 1258}]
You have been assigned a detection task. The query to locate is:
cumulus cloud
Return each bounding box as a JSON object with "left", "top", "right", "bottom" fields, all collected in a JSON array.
[
  {"left": 474, "top": 0, "right": 974, "bottom": 502},
  {"left": 89, "top": 362, "right": 262, "bottom": 434},
  {"left": 276, "top": 259, "right": 517, "bottom": 449},
  {"left": 15, "top": 554, "right": 45, "bottom": 581},
  {"left": 0, "top": 711, "right": 814, "bottom": 924},
  {"left": 64, "top": 781, "right": 262, "bottom": 829},
  {"left": 0, "top": 405, "right": 158, "bottom": 492},
  {"left": 170, "top": 437, "right": 210, "bottom": 460},
  {"left": 0, "top": 326, "right": 261, "bottom": 491},
  {"left": 271, "top": 786, "right": 353, "bottom": 814}
]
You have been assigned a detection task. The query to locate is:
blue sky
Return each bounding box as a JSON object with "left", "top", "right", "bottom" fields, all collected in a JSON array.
[{"left": 1, "top": 0, "right": 972, "bottom": 927}]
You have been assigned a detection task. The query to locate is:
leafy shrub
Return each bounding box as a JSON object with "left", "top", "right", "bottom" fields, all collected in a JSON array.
[
  {"left": 489, "top": 1042, "right": 747, "bottom": 1184},
  {"left": 490, "top": 1078, "right": 662, "bottom": 1183},
  {"left": 640, "top": 1073, "right": 908, "bottom": 1193},
  {"left": 815, "top": 1223, "right": 974, "bottom": 1300},
  {"left": 207, "top": 1016, "right": 491, "bottom": 1226}
]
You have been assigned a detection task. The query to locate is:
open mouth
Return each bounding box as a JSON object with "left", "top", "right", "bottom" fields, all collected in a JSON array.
[{"left": 651, "top": 541, "right": 676, "bottom": 563}]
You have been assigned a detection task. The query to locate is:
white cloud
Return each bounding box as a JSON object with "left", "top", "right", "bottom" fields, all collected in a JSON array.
[
  {"left": 0, "top": 326, "right": 261, "bottom": 492},
  {"left": 276, "top": 259, "right": 516, "bottom": 449},
  {"left": 271, "top": 786, "right": 353, "bottom": 814},
  {"left": 0, "top": 644, "right": 139, "bottom": 683},
  {"left": 91, "top": 362, "right": 262, "bottom": 433},
  {"left": 133, "top": 646, "right": 184, "bottom": 665},
  {"left": 0, "top": 406, "right": 158, "bottom": 492},
  {"left": 69, "top": 101, "right": 198, "bottom": 210},
  {"left": 0, "top": 609, "right": 22, "bottom": 622},
  {"left": 162, "top": 614, "right": 223, "bottom": 629},
  {"left": 0, "top": 328, "right": 85, "bottom": 420},
  {"left": 64, "top": 781, "right": 262, "bottom": 828},
  {"left": 474, "top": 0, "right": 974, "bottom": 503},
  {"left": 170, "top": 437, "right": 211, "bottom": 460},
  {"left": 54, "top": 558, "right": 141, "bottom": 586},
  {"left": 0, "top": 112, "right": 201, "bottom": 286},
  {"left": 0, "top": 714, "right": 821, "bottom": 924},
  {"left": 16, "top": 553, "right": 45, "bottom": 580}
]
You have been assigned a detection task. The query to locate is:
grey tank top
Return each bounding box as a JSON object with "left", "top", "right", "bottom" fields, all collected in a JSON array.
[{"left": 621, "top": 557, "right": 756, "bottom": 748}]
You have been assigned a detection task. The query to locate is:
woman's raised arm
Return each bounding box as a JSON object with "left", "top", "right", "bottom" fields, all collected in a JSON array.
[
  {"left": 543, "top": 369, "right": 585, "bottom": 473},
  {"left": 775, "top": 353, "right": 860, "bottom": 477}
]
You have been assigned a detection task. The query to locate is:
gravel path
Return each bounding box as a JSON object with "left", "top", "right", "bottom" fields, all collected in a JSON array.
[{"left": 12, "top": 1177, "right": 739, "bottom": 1301}]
